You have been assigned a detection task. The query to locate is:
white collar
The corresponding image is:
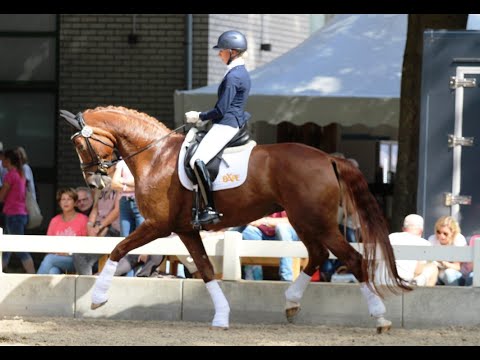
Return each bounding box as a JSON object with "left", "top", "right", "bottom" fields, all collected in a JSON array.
[{"left": 224, "top": 57, "right": 245, "bottom": 78}]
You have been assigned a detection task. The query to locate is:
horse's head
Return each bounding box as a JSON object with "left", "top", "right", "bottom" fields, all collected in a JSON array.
[{"left": 60, "top": 110, "right": 118, "bottom": 190}]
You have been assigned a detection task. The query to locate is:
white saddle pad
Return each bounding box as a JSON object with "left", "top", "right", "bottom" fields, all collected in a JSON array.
[{"left": 178, "top": 129, "right": 256, "bottom": 191}]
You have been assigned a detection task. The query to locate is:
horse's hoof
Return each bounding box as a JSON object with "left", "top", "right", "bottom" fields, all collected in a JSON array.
[
  {"left": 375, "top": 317, "right": 392, "bottom": 334},
  {"left": 285, "top": 306, "right": 301, "bottom": 323},
  {"left": 209, "top": 326, "right": 229, "bottom": 331},
  {"left": 90, "top": 300, "right": 108, "bottom": 310}
]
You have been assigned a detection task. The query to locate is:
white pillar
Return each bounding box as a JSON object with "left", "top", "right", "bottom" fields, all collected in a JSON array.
[{"left": 222, "top": 231, "right": 242, "bottom": 280}]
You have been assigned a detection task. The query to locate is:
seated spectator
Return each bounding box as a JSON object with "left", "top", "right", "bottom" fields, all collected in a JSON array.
[
  {"left": 74, "top": 166, "right": 121, "bottom": 275},
  {"left": 460, "top": 233, "right": 479, "bottom": 286},
  {"left": 337, "top": 205, "right": 359, "bottom": 244},
  {"left": 75, "top": 186, "right": 94, "bottom": 216},
  {"left": 428, "top": 216, "right": 467, "bottom": 286},
  {"left": 242, "top": 211, "right": 299, "bottom": 281},
  {"left": 114, "top": 254, "right": 164, "bottom": 277},
  {"left": 37, "top": 188, "right": 88, "bottom": 274},
  {"left": 111, "top": 159, "right": 164, "bottom": 277},
  {"left": 174, "top": 231, "right": 225, "bottom": 279},
  {"left": 388, "top": 214, "right": 438, "bottom": 286}
]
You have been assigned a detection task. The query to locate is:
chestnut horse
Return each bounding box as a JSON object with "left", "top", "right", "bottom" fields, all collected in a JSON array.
[{"left": 61, "top": 106, "right": 410, "bottom": 332}]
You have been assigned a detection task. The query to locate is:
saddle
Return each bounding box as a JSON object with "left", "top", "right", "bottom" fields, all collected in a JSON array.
[{"left": 183, "top": 125, "right": 250, "bottom": 183}]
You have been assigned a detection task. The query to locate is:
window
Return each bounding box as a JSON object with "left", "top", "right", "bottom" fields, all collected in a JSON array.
[
  {"left": 378, "top": 140, "right": 398, "bottom": 184},
  {"left": 0, "top": 14, "right": 57, "bottom": 233}
]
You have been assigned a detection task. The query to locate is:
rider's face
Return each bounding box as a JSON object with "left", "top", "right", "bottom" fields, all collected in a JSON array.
[{"left": 218, "top": 49, "right": 231, "bottom": 64}]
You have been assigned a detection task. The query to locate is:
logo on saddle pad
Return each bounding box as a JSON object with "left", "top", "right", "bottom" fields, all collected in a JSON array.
[{"left": 178, "top": 128, "right": 256, "bottom": 191}]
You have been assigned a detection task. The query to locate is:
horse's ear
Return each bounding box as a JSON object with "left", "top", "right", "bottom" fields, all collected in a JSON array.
[{"left": 60, "top": 109, "right": 81, "bottom": 130}]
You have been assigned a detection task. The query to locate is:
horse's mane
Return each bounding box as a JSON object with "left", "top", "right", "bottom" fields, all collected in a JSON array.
[{"left": 85, "top": 106, "right": 171, "bottom": 132}]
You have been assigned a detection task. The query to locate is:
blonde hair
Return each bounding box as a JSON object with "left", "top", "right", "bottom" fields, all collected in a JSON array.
[
  {"left": 238, "top": 50, "right": 248, "bottom": 60},
  {"left": 15, "top": 146, "right": 28, "bottom": 165},
  {"left": 435, "top": 216, "right": 461, "bottom": 245}
]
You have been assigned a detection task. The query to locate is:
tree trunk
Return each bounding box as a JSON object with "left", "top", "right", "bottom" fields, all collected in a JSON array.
[{"left": 392, "top": 14, "right": 468, "bottom": 231}]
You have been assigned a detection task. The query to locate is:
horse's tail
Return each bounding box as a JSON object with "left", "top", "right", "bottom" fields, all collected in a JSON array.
[{"left": 331, "top": 157, "right": 411, "bottom": 297}]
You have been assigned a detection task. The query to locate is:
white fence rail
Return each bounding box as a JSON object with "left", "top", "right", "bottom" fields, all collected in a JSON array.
[{"left": 0, "top": 228, "right": 479, "bottom": 286}]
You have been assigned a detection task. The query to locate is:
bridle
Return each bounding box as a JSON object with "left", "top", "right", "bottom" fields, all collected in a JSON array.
[
  {"left": 65, "top": 111, "right": 185, "bottom": 176},
  {"left": 69, "top": 112, "right": 118, "bottom": 176}
]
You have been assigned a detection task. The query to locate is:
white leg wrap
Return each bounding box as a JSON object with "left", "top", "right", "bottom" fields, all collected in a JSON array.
[
  {"left": 206, "top": 280, "right": 230, "bottom": 328},
  {"left": 285, "top": 271, "right": 311, "bottom": 306},
  {"left": 360, "top": 283, "right": 386, "bottom": 318},
  {"left": 91, "top": 259, "right": 118, "bottom": 305}
]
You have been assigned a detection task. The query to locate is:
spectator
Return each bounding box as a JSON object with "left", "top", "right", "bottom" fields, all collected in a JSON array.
[
  {"left": 0, "top": 141, "right": 7, "bottom": 186},
  {"left": 74, "top": 165, "right": 121, "bottom": 275},
  {"left": 388, "top": 214, "right": 438, "bottom": 286},
  {"left": 242, "top": 211, "right": 299, "bottom": 281},
  {"left": 111, "top": 160, "right": 163, "bottom": 277},
  {"left": 428, "top": 216, "right": 467, "bottom": 286},
  {"left": 339, "top": 157, "right": 360, "bottom": 243},
  {"left": 37, "top": 188, "right": 88, "bottom": 274},
  {"left": 327, "top": 159, "right": 362, "bottom": 281},
  {"left": 0, "top": 141, "right": 8, "bottom": 230},
  {"left": 0, "top": 148, "right": 35, "bottom": 273},
  {"left": 460, "top": 233, "right": 479, "bottom": 286},
  {"left": 16, "top": 146, "right": 36, "bottom": 201},
  {"left": 114, "top": 253, "right": 164, "bottom": 278},
  {"left": 75, "top": 186, "right": 94, "bottom": 216}
]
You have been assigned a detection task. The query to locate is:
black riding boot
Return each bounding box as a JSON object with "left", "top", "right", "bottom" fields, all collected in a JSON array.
[{"left": 193, "top": 159, "right": 222, "bottom": 224}]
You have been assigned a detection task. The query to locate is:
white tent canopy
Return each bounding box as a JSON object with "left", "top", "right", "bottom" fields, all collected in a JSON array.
[{"left": 174, "top": 14, "right": 407, "bottom": 129}]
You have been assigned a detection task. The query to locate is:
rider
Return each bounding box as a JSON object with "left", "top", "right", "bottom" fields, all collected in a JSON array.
[{"left": 185, "top": 30, "right": 252, "bottom": 225}]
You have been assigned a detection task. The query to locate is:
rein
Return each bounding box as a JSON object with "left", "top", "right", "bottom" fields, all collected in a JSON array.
[
  {"left": 121, "top": 124, "right": 186, "bottom": 162},
  {"left": 66, "top": 110, "right": 186, "bottom": 175}
]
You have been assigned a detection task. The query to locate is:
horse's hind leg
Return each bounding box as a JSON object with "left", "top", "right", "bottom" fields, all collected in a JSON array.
[
  {"left": 177, "top": 231, "right": 230, "bottom": 330},
  {"left": 284, "top": 242, "right": 330, "bottom": 323},
  {"left": 326, "top": 231, "right": 392, "bottom": 333}
]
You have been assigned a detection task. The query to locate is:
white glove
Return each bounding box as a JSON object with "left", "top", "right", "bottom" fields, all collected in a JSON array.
[
  {"left": 185, "top": 111, "right": 201, "bottom": 123},
  {"left": 195, "top": 119, "right": 209, "bottom": 127}
]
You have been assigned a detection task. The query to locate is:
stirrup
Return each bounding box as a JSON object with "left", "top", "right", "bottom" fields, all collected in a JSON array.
[{"left": 198, "top": 209, "right": 223, "bottom": 225}]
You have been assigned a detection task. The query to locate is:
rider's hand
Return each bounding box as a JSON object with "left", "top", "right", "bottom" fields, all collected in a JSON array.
[
  {"left": 195, "top": 119, "right": 209, "bottom": 127},
  {"left": 185, "top": 111, "right": 201, "bottom": 123}
]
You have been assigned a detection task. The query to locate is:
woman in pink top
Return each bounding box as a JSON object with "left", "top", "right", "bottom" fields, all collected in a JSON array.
[
  {"left": 37, "top": 188, "right": 88, "bottom": 274},
  {"left": 0, "top": 149, "right": 34, "bottom": 273}
]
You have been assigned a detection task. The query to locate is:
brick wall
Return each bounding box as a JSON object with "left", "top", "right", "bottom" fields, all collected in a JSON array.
[
  {"left": 58, "top": 14, "right": 195, "bottom": 187},
  {"left": 57, "top": 14, "right": 313, "bottom": 187}
]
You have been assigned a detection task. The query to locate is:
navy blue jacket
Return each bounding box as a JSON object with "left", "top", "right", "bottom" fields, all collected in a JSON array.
[{"left": 199, "top": 65, "right": 251, "bottom": 128}]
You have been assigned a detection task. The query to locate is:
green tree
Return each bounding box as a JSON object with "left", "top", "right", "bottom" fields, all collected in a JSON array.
[{"left": 392, "top": 14, "right": 468, "bottom": 231}]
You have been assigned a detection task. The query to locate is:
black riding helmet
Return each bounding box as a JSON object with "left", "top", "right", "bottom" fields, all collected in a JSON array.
[{"left": 213, "top": 30, "right": 247, "bottom": 52}]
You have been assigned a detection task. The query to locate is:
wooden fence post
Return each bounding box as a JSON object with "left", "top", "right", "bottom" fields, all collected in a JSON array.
[{"left": 222, "top": 231, "right": 242, "bottom": 280}]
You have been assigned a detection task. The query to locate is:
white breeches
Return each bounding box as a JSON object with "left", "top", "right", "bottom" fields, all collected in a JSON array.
[{"left": 189, "top": 123, "right": 239, "bottom": 169}]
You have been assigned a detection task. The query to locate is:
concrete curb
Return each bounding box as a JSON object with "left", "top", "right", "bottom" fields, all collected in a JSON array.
[{"left": 0, "top": 274, "right": 478, "bottom": 328}]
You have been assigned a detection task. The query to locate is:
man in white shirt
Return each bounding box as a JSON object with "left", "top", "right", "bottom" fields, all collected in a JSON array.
[{"left": 388, "top": 214, "right": 438, "bottom": 286}]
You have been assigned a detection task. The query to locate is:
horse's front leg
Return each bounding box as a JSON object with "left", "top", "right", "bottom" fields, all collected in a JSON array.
[
  {"left": 177, "top": 231, "right": 230, "bottom": 330},
  {"left": 91, "top": 220, "right": 166, "bottom": 310}
]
